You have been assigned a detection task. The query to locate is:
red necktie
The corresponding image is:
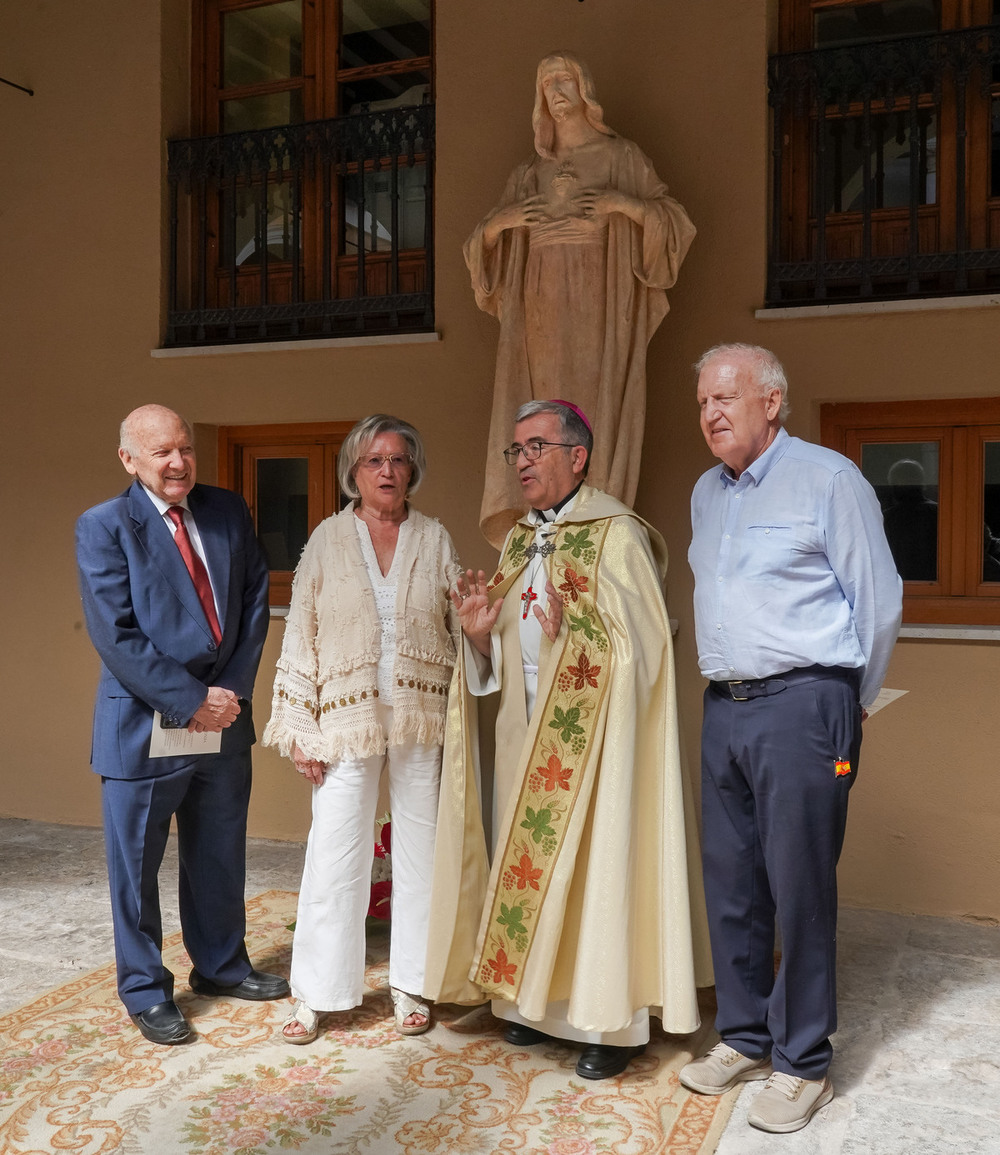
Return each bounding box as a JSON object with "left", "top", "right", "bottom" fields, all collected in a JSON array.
[{"left": 166, "top": 506, "right": 222, "bottom": 644}]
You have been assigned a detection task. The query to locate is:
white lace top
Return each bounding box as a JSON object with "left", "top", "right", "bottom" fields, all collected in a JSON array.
[{"left": 354, "top": 515, "right": 409, "bottom": 704}]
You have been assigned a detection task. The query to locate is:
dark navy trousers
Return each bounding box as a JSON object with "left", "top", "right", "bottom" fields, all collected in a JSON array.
[
  {"left": 101, "top": 750, "right": 253, "bottom": 1015},
  {"left": 700, "top": 670, "right": 862, "bottom": 1079}
]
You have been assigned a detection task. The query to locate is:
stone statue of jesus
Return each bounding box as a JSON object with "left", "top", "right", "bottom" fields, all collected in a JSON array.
[{"left": 465, "top": 52, "right": 696, "bottom": 545}]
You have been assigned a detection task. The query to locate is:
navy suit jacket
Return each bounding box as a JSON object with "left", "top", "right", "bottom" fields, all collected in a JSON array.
[{"left": 76, "top": 481, "right": 270, "bottom": 779}]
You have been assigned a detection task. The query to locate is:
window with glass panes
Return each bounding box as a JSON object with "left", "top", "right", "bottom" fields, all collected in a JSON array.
[
  {"left": 181, "top": 0, "right": 433, "bottom": 336},
  {"left": 218, "top": 421, "right": 354, "bottom": 607},
  {"left": 769, "top": 0, "right": 1000, "bottom": 304},
  {"left": 821, "top": 397, "right": 1000, "bottom": 624}
]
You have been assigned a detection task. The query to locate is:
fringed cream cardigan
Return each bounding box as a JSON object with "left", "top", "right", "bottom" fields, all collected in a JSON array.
[{"left": 263, "top": 504, "right": 460, "bottom": 764}]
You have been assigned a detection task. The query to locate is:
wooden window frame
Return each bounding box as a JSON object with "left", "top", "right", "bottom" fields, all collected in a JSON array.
[
  {"left": 771, "top": 0, "right": 1000, "bottom": 303},
  {"left": 218, "top": 420, "right": 354, "bottom": 606},
  {"left": 194, "top": 0, "right": 437, "bottom": 133},
  {"left": 190, "top": 0, "right": 319, "bottom": 309},
  {"left": 821, "top": 396, "right": 1000, "bottom": 624},
  {"left": 172, "top": 0, "right": 434, "bottom": 342}
]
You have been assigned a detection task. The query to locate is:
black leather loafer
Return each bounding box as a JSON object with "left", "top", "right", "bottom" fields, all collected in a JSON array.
[
  {"left": 503, "top": 1021, "right": 552, "bottom": 1046},
  {"left": 189, "top": 967, "right": 290, "bottom": 1001},
  {"left": 130, "top": 1000, "right": 191, "bottom": 1045},
  {"left": 576, "top": 1043, "right": 646, "bottom": 1079}
]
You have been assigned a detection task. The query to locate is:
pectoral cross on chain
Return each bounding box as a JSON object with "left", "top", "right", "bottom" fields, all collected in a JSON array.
[{"left": 521, "top": 585, "right": 538, "bottom": 620}]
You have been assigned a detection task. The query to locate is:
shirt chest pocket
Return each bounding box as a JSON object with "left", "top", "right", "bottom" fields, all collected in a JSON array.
[{"left": 739, "top": 524, "right": 796, "bottom": 582}]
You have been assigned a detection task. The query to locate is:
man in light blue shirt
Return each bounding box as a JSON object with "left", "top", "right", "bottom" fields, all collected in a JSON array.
[{"left": 680, "top": 344, "right": 901, "bottom": 1134}]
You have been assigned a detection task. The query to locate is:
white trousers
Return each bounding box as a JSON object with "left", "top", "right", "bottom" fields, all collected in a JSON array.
[{"left": 289, "top": 708, "right": 442, "bottom": 1012}]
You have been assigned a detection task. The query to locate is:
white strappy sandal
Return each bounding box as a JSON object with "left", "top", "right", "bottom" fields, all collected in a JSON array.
[
  {"left": 390, "top": 988, "right": 431, "bottom": 1036},
  {"left": 281, "top": 1000, "right": 319, "bottom": 1045}
]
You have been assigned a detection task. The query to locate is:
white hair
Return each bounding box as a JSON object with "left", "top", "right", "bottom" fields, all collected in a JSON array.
[{"left": 695, "top": 343, "right": 791, "bottom": 422}]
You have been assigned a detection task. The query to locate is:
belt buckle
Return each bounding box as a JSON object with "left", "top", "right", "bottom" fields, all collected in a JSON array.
[{"left": 728, "top": 680, "right": 750, "bottom": 701}]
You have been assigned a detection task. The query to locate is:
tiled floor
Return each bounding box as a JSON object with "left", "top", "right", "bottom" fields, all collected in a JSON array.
[
  {"left": 3, "top": 816, "right": 1000, "bottom": 1153},
  {"left": 715, "top": 908, "right": 1000, "bottom": 1154},
  {"left": 0, "top": 815, "right": 305, "bottom": 1016}
]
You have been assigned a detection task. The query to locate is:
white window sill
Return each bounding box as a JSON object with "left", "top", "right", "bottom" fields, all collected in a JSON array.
[
  {"left": 755, "top": 293, "right": 1000, "bottom": 321},
  {"left": 898, "top": 624, "right": 1000, "bottom": 641},
  {"left": 152, "top": 331, "right": 441, "bottom": 358}
]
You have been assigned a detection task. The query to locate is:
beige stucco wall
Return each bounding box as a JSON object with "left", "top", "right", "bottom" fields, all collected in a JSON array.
[
  {"left": 840, "top": 638, "right": 1000, "bottom": 917},
  {"left": 2, "top": 0, "right": 998, "bottom": 920}
]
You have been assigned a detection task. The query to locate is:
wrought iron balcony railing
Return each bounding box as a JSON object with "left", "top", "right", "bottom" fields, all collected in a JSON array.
[
  {"left": 768, "top": 24, "right": 1000, "bottom": 305},
  {"left": 166, "top": 104, "right": 434, "bottom": 346}
]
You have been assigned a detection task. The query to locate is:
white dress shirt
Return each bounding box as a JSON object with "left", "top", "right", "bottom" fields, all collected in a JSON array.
[{"left": 142, "top": 484, "right": 221, "bottom": 618}]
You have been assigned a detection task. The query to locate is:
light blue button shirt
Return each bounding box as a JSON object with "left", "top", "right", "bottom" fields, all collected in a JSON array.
[{"left": 688, "top": 427, "right": 902, "bottom": 706}]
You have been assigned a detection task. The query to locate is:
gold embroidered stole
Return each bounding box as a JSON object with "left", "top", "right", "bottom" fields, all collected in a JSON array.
[{"left": 477, "top": 517, "right": 613, "bottom": 1000}]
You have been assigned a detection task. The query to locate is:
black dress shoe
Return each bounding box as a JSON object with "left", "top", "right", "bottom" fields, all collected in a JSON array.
[
  {"left": 503, "top": 1021, "right": 552, "bottom": 1046},
  {"left": 189, "top": 967, "right": 290, "bottom": 1001},
  {"left": 130, "top": 1000, "right": 191, "bottom": 1045},
  {"left": 576, "top": 1043, "right": 646, "bottom": 1080}
]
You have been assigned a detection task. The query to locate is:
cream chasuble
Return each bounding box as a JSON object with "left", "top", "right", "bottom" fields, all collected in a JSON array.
[{"left": 425, "top": 486, "right": 713, "bottom": 1036}]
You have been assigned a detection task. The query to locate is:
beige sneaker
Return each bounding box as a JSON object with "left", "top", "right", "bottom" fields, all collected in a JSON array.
[
  {"left": 747, "top": 1071, "right": 834, "bottom": 1133},
  {"left": 679, "top": 1041, "right": 772, "bottom": 1094}
]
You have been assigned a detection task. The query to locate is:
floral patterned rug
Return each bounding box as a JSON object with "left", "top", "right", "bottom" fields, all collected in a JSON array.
[{"left": 0, "top": 891, "right": 735, "bottom": 1154}]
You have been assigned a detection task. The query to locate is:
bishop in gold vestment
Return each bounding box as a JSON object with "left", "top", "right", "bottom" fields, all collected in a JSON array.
[{"left": 426, "top": 401, "right": 711, "bottom": 1080}]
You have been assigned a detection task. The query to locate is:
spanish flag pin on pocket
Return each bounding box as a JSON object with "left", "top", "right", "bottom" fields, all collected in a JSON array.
[{"left": 835, "top": 760, "right": 852, "bottom": 776}]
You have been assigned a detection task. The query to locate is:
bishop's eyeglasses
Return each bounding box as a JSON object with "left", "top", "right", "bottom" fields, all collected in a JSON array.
[{"left": 503, "top": 440, "right": 578, "bottom": 465}]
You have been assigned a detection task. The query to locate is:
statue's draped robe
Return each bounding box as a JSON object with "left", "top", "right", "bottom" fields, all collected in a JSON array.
[
  {"left": 465, "top": 136, "right": 696, "bottom": 548},
  {"left": 425, "top": 486, "right": 712, "bottom": 1035}
]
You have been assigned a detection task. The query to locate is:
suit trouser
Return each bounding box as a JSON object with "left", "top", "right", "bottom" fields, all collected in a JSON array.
[
  {"left": 289, "top": 706, "right": 441, "bottom": 1012},
  {"left": 700, "top": 670, "right": 861, "bottom": 1079},
  {"left": 102, "top": 749, "right": 253, "bottom": 1015}
]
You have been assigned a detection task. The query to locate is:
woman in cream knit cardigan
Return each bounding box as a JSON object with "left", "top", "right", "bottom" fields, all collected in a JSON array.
[{"left": 263, "top": 415, "right": 460, "bottom": 1042}]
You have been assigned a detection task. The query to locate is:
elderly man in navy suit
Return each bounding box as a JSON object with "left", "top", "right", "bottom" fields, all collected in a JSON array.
[{"left": 76, "top": 404, "right": 289, "bottom": 1044}]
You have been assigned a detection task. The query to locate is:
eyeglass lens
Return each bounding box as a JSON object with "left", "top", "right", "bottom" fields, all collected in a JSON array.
[
  {"left": 505, "top": 441, "right": 544, "bottom": 463},
  {"left": 362, "top": 454, "right": 410, "bottom": 469}
]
